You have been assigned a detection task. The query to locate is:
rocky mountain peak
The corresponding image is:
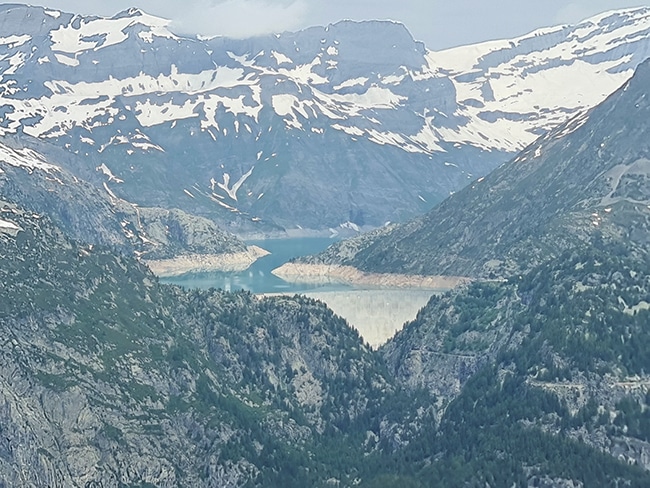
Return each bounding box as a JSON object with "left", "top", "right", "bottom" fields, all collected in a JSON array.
[
  {"left": 302, "top": 56, "right": 650, "bottom": 278},
  {"left": 2, "top": 5, "right": 650, "bottom": 232},
  {"left": 112, "top": 7, "right": 151, "bottom": 20}
]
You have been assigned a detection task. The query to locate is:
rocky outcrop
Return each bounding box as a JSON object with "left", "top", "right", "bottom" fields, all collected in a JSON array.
[
  {"left": 0, "top": 203, "right": 424, "bottom": 486},
  {"left": 380, "top": 245, "right": 650, "bottom": 475},
  {"left": 0, "top": 139, "right": 256, "bottom": 265},
  {"left": 2, "top": 199, "right": 650, "bottom": 485}
]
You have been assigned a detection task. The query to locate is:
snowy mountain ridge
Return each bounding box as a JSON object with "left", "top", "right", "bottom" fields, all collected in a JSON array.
[
  {"left": 1, "top": 5, "right": 650, "bottom": 231},
  {"left": 430, "top": 8, "right": 650, "bottom": 152},
  {"left": 2, "top": 6, "right": 647, "bottom": 152}
]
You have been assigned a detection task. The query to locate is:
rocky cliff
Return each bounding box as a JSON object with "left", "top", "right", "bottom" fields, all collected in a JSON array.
[
  {"left": 0, "top": 137, "right": 257, "bottom": 272},
  {"left": 299, "top": 56, "right": 650, "bottom": 279},
  {"left": 1, "top": 5, "right": 650, "bottom": 232}
]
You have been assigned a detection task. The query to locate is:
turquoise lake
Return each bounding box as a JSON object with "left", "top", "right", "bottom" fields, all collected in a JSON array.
[
  {"left": 162, "top": 238, "right": 441, "bottom": 346},
  {"left": 161, "top": 237, "right": 350, "bottom": 294}
]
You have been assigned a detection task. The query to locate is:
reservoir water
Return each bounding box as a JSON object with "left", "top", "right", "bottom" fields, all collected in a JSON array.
[
  {"left": 162, "top": 238, "right": 441, "bottom": 347},
  {"left": 161, "top": 237, "right": 346, "bottom": 294}
]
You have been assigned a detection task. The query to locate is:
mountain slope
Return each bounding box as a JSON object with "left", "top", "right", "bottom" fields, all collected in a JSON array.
[
  {"left": 379, "top": 242, "right": 650, "bottom": 483},
  {"left": 1, "top": 5, "right": 650, "bottom": 231},
  {"left": 0, "top": 200, "right": 429, "bottom": 486},
  {"left": 0, "top": 136, "right": 263, "bottom": 272},
  {"left": 3, "top": 199, "right": 650, "bottom": 487},
  {"left": 300, "top": 56, "right": 650, "bottom": 278}
]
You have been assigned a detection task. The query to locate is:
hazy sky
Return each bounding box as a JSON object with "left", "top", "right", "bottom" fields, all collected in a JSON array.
[{"left": 9, "top": 1, "right": 650, "bottom": 49}]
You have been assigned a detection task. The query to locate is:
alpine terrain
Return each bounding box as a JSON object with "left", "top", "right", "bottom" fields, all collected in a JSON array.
[
  {"left": 0, "top": 137, "right": 264, "bottom": 274},
  {"left": 289, "top": 55, "right": 650, "bottom": 279},
  {"left": 281, "top": 53, "right": 650, "bottom": 485},
  {"left": 1, "top": 4, "right": 650, "bottom": 487},
  {"left": 1, "top": 5, "right": 650, "bottom": 233}
]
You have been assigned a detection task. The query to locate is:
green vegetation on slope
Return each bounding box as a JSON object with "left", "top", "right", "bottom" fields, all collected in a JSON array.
[
  {"left": 380, "top": 241, "right": 650, "bottom": 486},
  {"left": 2, "top": 198, "right": 650, "bottom": 487}
]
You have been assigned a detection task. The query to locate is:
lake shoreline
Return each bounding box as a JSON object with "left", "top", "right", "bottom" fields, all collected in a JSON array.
[
  {"left": 271, "top": 262, "right": 470, "bottom": 290},
  {"left": 159, "top": 239, "right": 465, "bottom": 348},
  {"left": 145, "top": 245, "right": 270, "bottom": 277}
]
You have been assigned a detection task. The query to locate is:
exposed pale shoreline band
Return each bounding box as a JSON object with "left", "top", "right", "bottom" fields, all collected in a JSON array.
[
  {"left": 272, "top": 262, "right": 470, "bottom": 289},
  {"left": 145, "top": 245, "right": 269, "bottom": 277}
]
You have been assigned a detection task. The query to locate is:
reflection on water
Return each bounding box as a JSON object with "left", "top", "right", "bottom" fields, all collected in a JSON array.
[
  {"left": 163, "top": 238, "right": 447, "bottom": 347},
  {"left": 304, "top": 289, "right": 437, "bottom": 348},
  {"left": 162, "top": 237, "right": 347, "bottom": 294}
]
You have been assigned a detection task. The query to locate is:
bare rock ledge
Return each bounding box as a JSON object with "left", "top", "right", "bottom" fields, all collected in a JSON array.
[
  {"left": 272, "top": 263, "right": 470, "bottom": 289},
  {"left": 145, "top": 245, "right": 269, "bottom": 277}
]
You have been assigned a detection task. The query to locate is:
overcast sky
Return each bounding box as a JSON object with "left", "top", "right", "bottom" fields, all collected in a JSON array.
[{"left": 11, "top": 0, "right": 650, "bottom": 49}]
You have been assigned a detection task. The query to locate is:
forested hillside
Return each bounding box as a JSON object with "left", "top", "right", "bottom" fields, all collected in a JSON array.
[{"left": 2, "top": 198, "right": 650, "bottom": 485}]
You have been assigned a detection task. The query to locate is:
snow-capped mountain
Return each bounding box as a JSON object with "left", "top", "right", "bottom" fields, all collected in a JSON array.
[
  {"left": 1, "top": 5, "right": 650, "bottom": 232},
  {"left": 298, "top": 56, "right": 650, "bottom": 279},
  {"left": 429, "top": 8, "right": 650, "bottom": 151}
]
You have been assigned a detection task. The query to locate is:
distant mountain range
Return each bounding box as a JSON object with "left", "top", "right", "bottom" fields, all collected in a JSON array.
[
  {"left": 1, "top": 5, "right": 650, "bottom": 233},
  {"left": 2, "top": 5, "right": 650, "bottom": 486},
  {"left": 296, "top": 56, "right": 650, "bottom": 278}
]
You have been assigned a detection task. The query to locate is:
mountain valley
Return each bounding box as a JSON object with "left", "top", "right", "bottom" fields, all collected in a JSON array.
[
  {"left": 293, "top": 57, "right": 650, "bottom": 280},
  {"left": 1, "top": 3, "right": 650, "bottom": 487},
  {"left": 2, "top": 187, "right": 650, "bottom": 486}
]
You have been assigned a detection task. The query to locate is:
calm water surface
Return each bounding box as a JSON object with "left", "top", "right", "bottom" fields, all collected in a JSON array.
[
  {"left": 162, "top": 238, "right": 442, "bottom": 347},
  {"left": 162, "top": 237, "right": 348, "bottom": 293}
]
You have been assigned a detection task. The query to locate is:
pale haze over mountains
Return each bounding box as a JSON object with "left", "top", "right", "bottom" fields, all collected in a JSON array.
[
  {"left": 14, "top": 0, "right": 650, "bottom": 48},
  {"left": 2, "top": 4, "right": 650, "bottom": 238},
  {"left": 1, "top": 2, "right": 650, "bottom": 486}
]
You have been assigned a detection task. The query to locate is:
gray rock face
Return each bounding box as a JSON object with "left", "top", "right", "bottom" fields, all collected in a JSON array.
[
  {"left": 0, "top": 202, "right": 419, "bottom": 486},
  {"left": 381, "top": 283, "right": 518, "bottom": 412},
  {"left": 305, "top": 57, "right": 650, "bottom": 278},
  {"left": 0, "top": 137, "right": 249, "bottom": 260},
  {"left": 1, "top": 5, "right": 650, "bottom": 231}
]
